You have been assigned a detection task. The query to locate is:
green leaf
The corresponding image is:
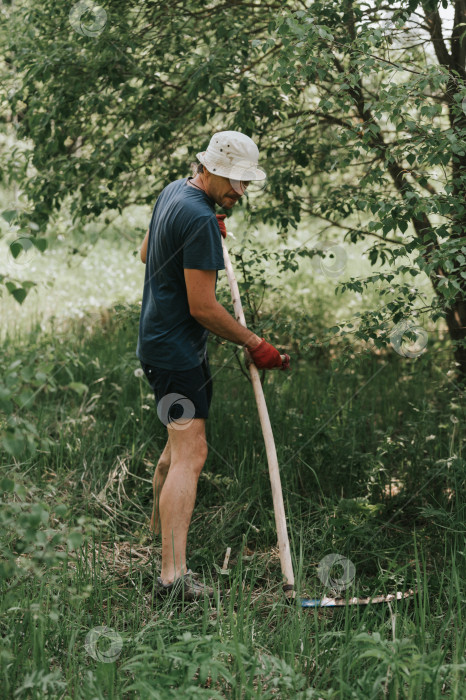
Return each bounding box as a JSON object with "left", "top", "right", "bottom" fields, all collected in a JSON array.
[
  {"left": 32, "top": 237, "right": 48, "bottom": 252},
  {"left": 211, "top": 79, "right": 223, "bottom": 96},
  {"left": 1, "top": 209, "right": 18, "bottom": 224},
  {"left": 22, "top": 281, "right": 37, "bottom": 291},
  {"left": 0, "top": 477, "right": 15, "bottom": 493},
  {"left": 399, "top": 220, "right": 408, "bottom": 233},
  {"left": 10, "top": 287, "right": 27, "bottom": 304},
  {"left": 17, "top": 390, "right": 35, "bottom": 409},
  {"left": 9, "top": 240, "right": 23, "bottom": 259},
  {"left": 67, "top": 531, "right": 83, "bottom": 550},
  {"left": 67, "top": 382, "right": 89, "bottom": 396},
  {"left": 2, "top": 435, "right": 26, "bottom": 457}
]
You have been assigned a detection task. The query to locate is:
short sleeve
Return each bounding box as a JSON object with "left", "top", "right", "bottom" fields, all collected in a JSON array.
[{"left": 182, "top": 215, "right": 226, "bottom": 270}]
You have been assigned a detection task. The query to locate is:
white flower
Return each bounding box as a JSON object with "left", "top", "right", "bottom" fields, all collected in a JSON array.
[{"left": 134, "top": 368, "right": 144, "bottom": 378}]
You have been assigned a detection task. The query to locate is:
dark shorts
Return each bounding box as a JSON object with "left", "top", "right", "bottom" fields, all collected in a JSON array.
[{"left": 140, "top": 356, "right": 213, "bottom": 423}]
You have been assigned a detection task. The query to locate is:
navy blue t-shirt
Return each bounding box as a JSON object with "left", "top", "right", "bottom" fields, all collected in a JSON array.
[{"left": 136, "top": 178, "right": 225, "bottom": 370}]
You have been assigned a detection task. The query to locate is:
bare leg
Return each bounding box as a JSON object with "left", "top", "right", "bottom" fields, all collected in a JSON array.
[
  {"left": 150, "top": 437, "right": 171, "bottom": 536},
  {"left": 158, "top": 418, "right": 208, "bottom": 583}
]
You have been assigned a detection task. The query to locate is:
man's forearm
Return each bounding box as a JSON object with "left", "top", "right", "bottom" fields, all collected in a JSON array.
[{"left": 193, "top": 302, "right": 261, "bottom": 349}]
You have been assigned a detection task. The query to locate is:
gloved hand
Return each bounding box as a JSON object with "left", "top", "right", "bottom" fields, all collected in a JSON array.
[
  {"left": 216, "top": 214, "right": 227, "bottom": 239},
  {"left": 281, "top": 353, "right": 291, "bottom": 370},
  {"left": 247, "top": 337, "right": 290, "bottom": 371}
]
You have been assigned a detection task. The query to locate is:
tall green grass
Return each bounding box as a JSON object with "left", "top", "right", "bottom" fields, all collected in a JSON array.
[
  {"left": 1, "top": 297, "right": 464, "bottom": 698},
  {"left": 1, "top": 184, "right": 464, "bottom": 697}
]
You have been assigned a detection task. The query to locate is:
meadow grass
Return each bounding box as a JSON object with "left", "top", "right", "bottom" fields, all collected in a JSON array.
[
  {"left": 1, "top": 191, "right": 464, "bottom": 697},
  {"left": 1, "top": 296, "right": 464, "bottom": 698}
]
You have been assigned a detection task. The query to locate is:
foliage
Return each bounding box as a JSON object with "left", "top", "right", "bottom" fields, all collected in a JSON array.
[
  {"left": 0, "top": 296, "right": 464, "bottom": 697},
  {"left": 0, "top": 479, "right": 88, "bottom": 586},
  {"left": 119, "top": 628, "right": 315, "bottom": 698},
  {"left": 0, "top": 1, "right": 465, "bottom": 378}
]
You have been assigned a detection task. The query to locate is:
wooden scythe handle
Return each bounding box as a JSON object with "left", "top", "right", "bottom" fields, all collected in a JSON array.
[{"left": 222, "top": 238, "right": 295, "bottom": 599}]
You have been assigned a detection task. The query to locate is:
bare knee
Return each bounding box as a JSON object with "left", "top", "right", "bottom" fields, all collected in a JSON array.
[
  {"left": 167, "top": 418, "right": 208, "bottom": 477},
  {"left": 192, "top": 443, "right": 208, "bottom": 476},
  {"left": 172, "top": 444, "right": 207, "bottom": 479}
]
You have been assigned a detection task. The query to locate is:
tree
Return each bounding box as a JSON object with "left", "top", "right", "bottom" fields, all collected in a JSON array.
[{"left": 1, "top": 0, "right": 465, "bottom": 381}]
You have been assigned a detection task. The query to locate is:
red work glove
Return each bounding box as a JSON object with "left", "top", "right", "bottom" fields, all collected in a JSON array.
[
  {"left": 216, "top": 214, "right": 227, "bottom": 239},
  {"left": 248, "top": 338, "right": 290, "bottom": 371}
]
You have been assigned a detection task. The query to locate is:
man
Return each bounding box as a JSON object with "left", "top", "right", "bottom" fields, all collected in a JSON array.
[{"left": 137, "top": 130, "right": 290, "bottom": 601}]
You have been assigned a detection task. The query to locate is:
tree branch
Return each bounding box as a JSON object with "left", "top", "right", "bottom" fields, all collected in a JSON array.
[{"left": 301, "top": 210, "right": 403, "bottom": 245}]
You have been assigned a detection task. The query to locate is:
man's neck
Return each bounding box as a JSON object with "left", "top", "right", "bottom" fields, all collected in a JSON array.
[
  {"left": 188, "top": 175, "right": 206, "bottom": 192},
  {"left": 187, "top": 174, "right": 217, "bottom": 207}
]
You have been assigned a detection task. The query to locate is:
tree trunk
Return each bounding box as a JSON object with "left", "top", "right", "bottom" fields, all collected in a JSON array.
[
  {"left": 422, "top": 0, "right": 466, "bottom": 384},
  {"left": 444, "top": 297, "right": 466, "bottom": 384}
]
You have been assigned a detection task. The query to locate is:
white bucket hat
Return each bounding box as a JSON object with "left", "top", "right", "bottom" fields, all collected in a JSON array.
[{"left": 196, "top": 130, "right": 266, "bottom": 181}]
